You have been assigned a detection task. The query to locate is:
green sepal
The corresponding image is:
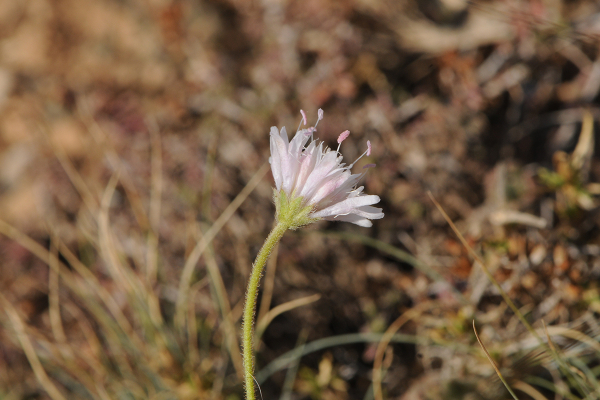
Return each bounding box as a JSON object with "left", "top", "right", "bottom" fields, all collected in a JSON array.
[{"left": 274, "top": 189, "right": 320, "bottom": 230}]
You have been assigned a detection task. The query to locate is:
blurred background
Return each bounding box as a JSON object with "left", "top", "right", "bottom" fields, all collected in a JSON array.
[{"left": 2, "top": 0, "right": 600, "bottom": 399}]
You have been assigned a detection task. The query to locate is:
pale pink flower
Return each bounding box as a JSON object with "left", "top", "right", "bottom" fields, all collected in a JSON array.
[{"left": 269, "top": 109, "right": 383, "bottom": 227}]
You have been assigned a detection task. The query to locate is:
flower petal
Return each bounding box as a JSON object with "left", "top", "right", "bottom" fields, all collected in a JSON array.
[
  {"left": 310, "top": 195, "right": 381, "bottom": 219},
  {"left": 308, "top": 170, "right": 349, "bottom": 206},
  {"left": 315, "top": 173, "right": 363, "bottom": 209},
  {"left": 282, "top": 130, "right": 313, "bottom": 193},
  {"left": 289, "top": 129, "right": 311, "bottom": 158},
  {"left": 299, "top": 150, "right": 341, "bottom": 200},
  {"left": 294, "top": 141, "right": 318, "bottom": 195},
  {"left": 353, "top": 205, "right": 384, "bottom": 219},
  {"left": 326, "top": 213, "right": 373, "bottom": 227},
  {"left": 276, "top": 127, "right": 297, "bottom": 193},
  {"left": 279, "top": 126, "right": 289, "bottom": 147},
  {"left": 269, "top": 127, "right": 285, "bottom": 190}
]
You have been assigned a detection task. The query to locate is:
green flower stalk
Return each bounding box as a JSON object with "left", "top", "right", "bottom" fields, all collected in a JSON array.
[{"left": 242, "top": 109, "right": 383, "bottom": 400}]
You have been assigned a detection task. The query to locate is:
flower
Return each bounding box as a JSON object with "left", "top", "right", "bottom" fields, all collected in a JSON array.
[{"left": 269, "top": 109, "right": 384, "bottom": 228}]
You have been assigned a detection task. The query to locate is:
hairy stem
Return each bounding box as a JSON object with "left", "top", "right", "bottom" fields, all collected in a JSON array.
[{"left": 243, "top": 221, "right": 289, "bottom": 400}]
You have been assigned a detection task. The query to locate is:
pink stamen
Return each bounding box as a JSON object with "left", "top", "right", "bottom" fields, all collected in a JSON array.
[
  {"left": 300, "top": 110, "right": 307, "bottom": 126},
  {"left": 313, "top": 109, "right": 324, "bottom": 133},
  {"left": 349, "top": 142, "right": 372, "bottom": 168},
  {"left": 336, "top": 130, "right": 350, "bottom": 153},
  {"left": 363, "top": 163, "right": 376, "bottom": 169},
  {"left": 337, "top": 130, "right": 350, "bottom": 144}
]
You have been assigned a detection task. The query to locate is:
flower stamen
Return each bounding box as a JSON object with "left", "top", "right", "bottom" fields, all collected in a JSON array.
[
  {"left": 298, "top": 109, "right": 308, "bottom": 131},
  {"left": 349, "top": 141, "right": 372, "bottom": 168},
  {"left": 311, "top": 108, "right": 324, "bottom": 139},
  {"left": 336, "top": 130, "right": 350, "bottom": 153}
]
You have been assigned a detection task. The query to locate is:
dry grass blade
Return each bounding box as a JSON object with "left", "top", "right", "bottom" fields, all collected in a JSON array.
[
  {"left": 571, "top": 110, "right": 594, "bottom": 173},
  {"left": 526, "top": 375, "right": 580, "bottom": 400},
  {"left": 38, "top": 121, "right": 100, "bottom": 214},
  {"left": 542, "top": 321, "right": 561, "bottom": 358},
  {"left": 202, "top": 238, "right": 244, "bottom": 378},
  {"left": 144, "top": 116, "right": 165, "bottom": 328},
  {"left": 254, "top": 294, "right": 321, "bottom": 348},
  {"left": 48, "top": 236, "right": 68, "bottom": 350},
  {"left": 17, "top": 324, "right": 105, "bottom": 400},
  {"left": 428, "top": 192, "right": 541, "bottom": 340},
  {"left": 372, "top": 302, "right": 433, "bottom": 400},
  {"left": 542, "top": 325, "right": 600, "bottom": 354},
  {"left": 541, "top": 322, "right": 593, "bottom": 398},
  {"left": 62, "top": 303, "right": 105, "bottom": 378},
  {"left": 98, "top": 173, "right": 146, "bottom": 303},
  {"left": 0, "top": 220, "right": 152, "bottom": 396},
  {"left": 52, "top": 233, "right": 140, "bottom": 345},
  {"left": 186, "top": 277, "right": 209, "bottom": 367},
  {"left": 201, "top": 132, "right": 219, "bottom": 219},
  {"left": 0, "top": 218, "right": 143, "bottom": 350},
  {"left": 256, "top": 332, "right": 435, "bottom": 384},
  {"left": 174, "top": 162, "right": 269, "bottom": 332},
  {"left": 429, "top": 192, "right": 591, "bottom": 397},
  {"left": 280, "top": 329, "right": 308, "bottom": 400},
  {"left": 98, "top": 172, "right": 165, "bottom": 334},
  {"left": 512, "top": 380, "right": 547, "bottom": 400},
  {"left": 0, "top": 293, "right": 68, "bottom": 400},
  {"left": 473, "top": 321, "right": 520, "bottom": 400},
  {"left": 78, "top": 99, "right": 150, "bottom": 230},
  {"left": 318, "top": 230, "right": 467, "bottom": 304},
  {"left": 146, "top": 116, "right": 162, "bottom": 287}
]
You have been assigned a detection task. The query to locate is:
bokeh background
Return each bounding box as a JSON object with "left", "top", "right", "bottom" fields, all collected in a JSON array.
[{"left": 2, "top": 0, "right": 600, "bottom": 399}]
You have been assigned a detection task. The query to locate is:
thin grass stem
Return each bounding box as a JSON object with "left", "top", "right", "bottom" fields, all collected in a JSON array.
[
  {"left": 316, "top": 230, "right": 468, "bottom": 305},
  {"left": 372, "top": 302, "right": 433, "bottom": 400},
  {"left": 280, "top": 329, "right": 307, "bottom": 400},
  {"left": 175, "top": 163, "right": 269, "bottom": 332},
  {"left": 429, "top": 192, "right": 591, "bottom": 398},
  {"left": 254, "top": 294, "right": 321, "bottom": 348},
  {"left": 202, "top": 233, "right": 245, "bottom": 378},
  {"left": 256, "top": 332, "right": 457, "bottom": 384},
  {"left": 0, "top": 293, "right": 68, "bottom": 400},
  {"left": 473, "top": 321, "right": 520, "bottom": 400},
  {"left": 146, "top": 116, "right": 162, "bottom": 287}
]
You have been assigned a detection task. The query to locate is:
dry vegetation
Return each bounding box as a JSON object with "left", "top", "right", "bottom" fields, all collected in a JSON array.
[{"left": 1, "top": 0, "right": 600, "bottom": 399}]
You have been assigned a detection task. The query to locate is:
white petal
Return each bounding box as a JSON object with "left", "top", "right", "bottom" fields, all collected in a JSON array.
[
  {"left": 325, "top": 214, "right": 373, "bottom": 227},
  {"left": 282, "top": 130, "right": 312, "bottom": 193},
  {"left": 299, "top": 150, "right": 341, "bottom": 200},
  {"left": 309, "top": 170, "right": 350, "bottom": 206},
  {"left": 272, "top": 128, "right": 295, "bottom": 194},
  {"left": 294, "top": 142, "right": 318, "bottom": 195},
  {"left": 353, "top": 205, "right": 384, "bottom": 219},
  {"left": 350, "top": 186, "right": 365, "bottom": 196},
  {"left": 279, "top": 126, "right": 289, "bottom": 146},
  {"left": 315, "top": 173, "right": 363, "bottom": 209},
  {"left": 269, "top": 128, "right": 284, "bottom": 190},
  {"left": 280, "top": 127, "right": 302, "bottom": 193},
  {"left": 310, "top": 195, "right": 381, "bottom": 218},
  {"left": 289, "top": 130, "right": 310, "bottom": 158}
]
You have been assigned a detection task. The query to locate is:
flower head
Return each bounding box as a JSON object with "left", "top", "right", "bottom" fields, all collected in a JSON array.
[{"left": 269, "top": 109, "right": 384, "bottom": 228}]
